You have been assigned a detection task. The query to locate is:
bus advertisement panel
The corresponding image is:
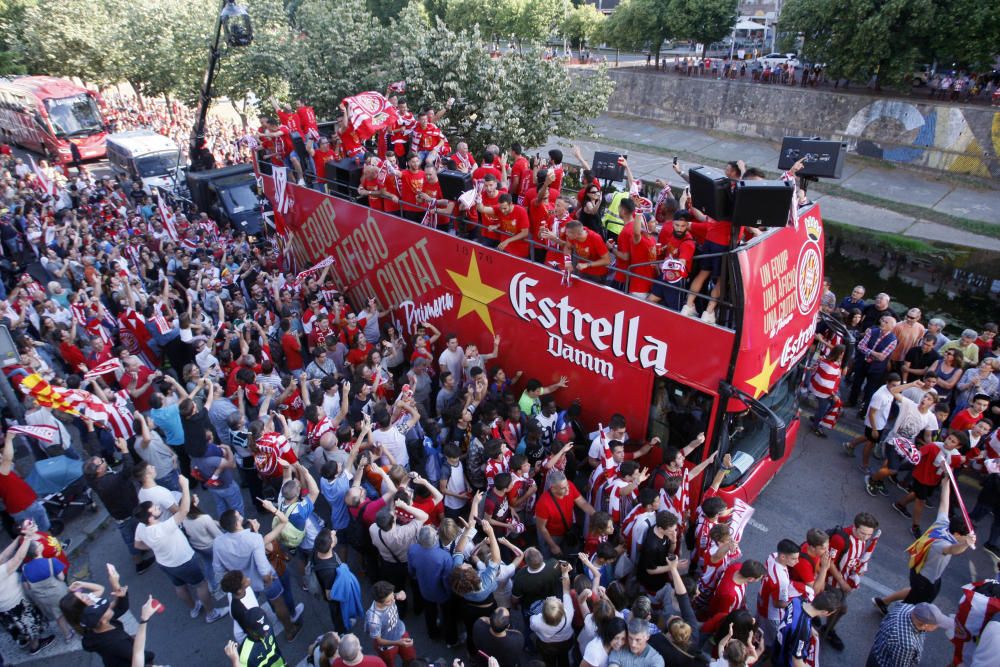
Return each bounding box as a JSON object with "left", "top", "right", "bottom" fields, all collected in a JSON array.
[{"left": 0, "top": 76, "right": 106, "bottom": 162}]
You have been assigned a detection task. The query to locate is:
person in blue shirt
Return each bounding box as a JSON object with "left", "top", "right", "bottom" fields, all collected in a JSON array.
[
  {"left": 275, "top": 461, "right": 323, "bottom": 582},
  {"left": 407, "top": 499, "right": 476, "bottom": 646},
  {"left": 772, "top": 589, "right": 843, "bottom": 667},
  {"left": 319, "top": 419, "right": 368, "bottom": 557},
  {"left": 839, "top": 285, "right": 866, "bottom": 313}
]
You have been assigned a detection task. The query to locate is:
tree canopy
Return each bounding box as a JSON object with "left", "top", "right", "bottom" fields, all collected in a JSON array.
[
  {"left": 7, "top": 0, "right": 612, "bottom": 153},
  {"left": 781, "top": 0, "right": 999, "bottom": 88}
]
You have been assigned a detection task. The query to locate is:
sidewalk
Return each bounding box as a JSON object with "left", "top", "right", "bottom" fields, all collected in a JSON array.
[{"left": 534, "top": 114, "right": 1000, "bottom": 252}]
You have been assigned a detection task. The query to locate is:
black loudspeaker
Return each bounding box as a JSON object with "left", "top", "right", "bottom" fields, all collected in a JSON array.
[
  {"left": 438, "top": 169, "right": 473, "bottom": 200},
  {"left": 777, "top": 137, "right": 847, "bottom": 179},
  {"left": 732, "top": 180, "right": 794, "bottom": 228},
  {"left": 688, "top": 166, "right": 732, "bottom": 220},
  {"left": 325, "top": 158, "right": 363, "bottom": 198},
  {"left": 592, "top": 151, "right": 626, "bottom": 181}
]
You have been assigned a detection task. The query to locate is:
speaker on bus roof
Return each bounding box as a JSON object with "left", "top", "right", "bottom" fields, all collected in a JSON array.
[
  {"left": 731, "top": 180, "right": 794, "bottom": 228},
  {"left": 592, "top": 151, "right": 626, "bottom": 182},
  {"left": 688, "top": 166, "right": 732, "bottom": 220},
  {"left": 777, "top": 137, "right": 846, "bottom": 179},
  {"left": 325, "top": 157, "right": 363, "bottom": 199},
  {"left": 438, "top": 169, "right": 473, "bottom": 201}
]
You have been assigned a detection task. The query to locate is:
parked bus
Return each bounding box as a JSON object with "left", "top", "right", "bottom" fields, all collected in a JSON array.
[
  {"left": 0, "top": 76, "right": 106, "bottom": 163},
  {"left": 257, "top": 162, "right": 825, "bottom": 505}
]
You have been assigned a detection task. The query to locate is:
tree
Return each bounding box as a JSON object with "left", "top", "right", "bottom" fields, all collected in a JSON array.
[
  {"left": 18, "top": 0, "right": 122, "bottom": 84},
  {"left": 561, "top": 3, "right": 605, "bottom": 49},
  {"left": 666, "top": 0, "right": 738, "bottom": 47},
  {"left": 366, "top": 0, "right": 410, "bottom": 25},
  {"left": 926, "top": 0, "right": 1000, "bottom": 72},
  {"left": 781, "top": 0, "right": 936, "bottom": 90},
  {"left": 443, "top": 0, "right": 560, "bottom": 47},
  {"left": 0, "top": 0, "right": 31, "bottom": 75},
  {"left": 604, "top": 0, "right": 672, "bottom": 68}
]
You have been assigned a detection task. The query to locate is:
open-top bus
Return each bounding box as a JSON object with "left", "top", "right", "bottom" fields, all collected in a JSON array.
[
  {"left": 0, "top": 76, "right": 107, "bottom": 163},
  {"left": 257, "top": 161, "right": 825, "bottom": 505}
]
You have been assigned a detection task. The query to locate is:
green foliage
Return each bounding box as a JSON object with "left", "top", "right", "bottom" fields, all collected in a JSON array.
[
  {"left": 781, "top": 0, "right": 1000, "bottom": 88},
  {"left": 366, "top": 0, "right": 410, "bottom": 24},
  {"left": 666, "top": 0, "right": 738, "bottom": 46},
  {"left": 0, "top": 0, "right": 31, "bottom": 74},
  {"left": 561, "top": 3, "right": 605, "bottom": 49},
  {"left": 604, "top": 0, "right": 670, "bottom": 62},
  {"left": 5, "top": 0, "right": 612, "bottom": 153}
]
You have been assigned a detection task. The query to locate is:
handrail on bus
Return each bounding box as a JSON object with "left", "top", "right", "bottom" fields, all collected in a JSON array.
[{"left": 256, "top": 158, "right": 740, "bottom": 321}]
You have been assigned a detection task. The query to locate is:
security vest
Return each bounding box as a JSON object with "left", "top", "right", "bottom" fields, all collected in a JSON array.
[{"left": 601, "top": 191, "right": 630, "bottom": 235}]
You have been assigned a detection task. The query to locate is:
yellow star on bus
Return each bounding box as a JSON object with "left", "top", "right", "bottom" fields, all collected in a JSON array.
[
  {"left": 446, "top": 253, "right": 504, "bottom": 334},
  {"left": 744, "top": 349, "right": 779, "bottom": 399}
]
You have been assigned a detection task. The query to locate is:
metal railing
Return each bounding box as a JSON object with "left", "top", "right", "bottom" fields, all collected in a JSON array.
[{"left": 257, "top": 157, "right": 742, "bottom": 326}]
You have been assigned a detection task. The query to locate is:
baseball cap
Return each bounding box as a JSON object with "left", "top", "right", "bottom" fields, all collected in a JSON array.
[
  {"left": 80, "top": 596, "right": 111, "bottom": 628},
  {"left": 912, "top": 602, "right": 955, "bottom": 637}
]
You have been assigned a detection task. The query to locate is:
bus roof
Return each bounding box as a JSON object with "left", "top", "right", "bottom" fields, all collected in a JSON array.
[
  {"left": 0, "top": 76, "right": 94, "bottom": 101},
  {"left": 107, "top": 130, "right": 179, "bottom": 157}
]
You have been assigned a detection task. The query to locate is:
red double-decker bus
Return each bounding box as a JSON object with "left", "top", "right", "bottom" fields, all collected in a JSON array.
[
  {"left": 258, "top": 165, "right": 825, "bottom": 505},
  {"left": 0, "top": 76, "right": 107, "bottom": 163}
]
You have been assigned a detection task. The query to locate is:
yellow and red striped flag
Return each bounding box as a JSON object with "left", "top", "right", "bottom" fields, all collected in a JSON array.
[{"left": 19, "top": 374, "right": 81, "bottom": 416}]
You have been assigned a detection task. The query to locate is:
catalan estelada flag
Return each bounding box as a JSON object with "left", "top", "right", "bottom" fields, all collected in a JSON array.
[{"left": 19, "top": 374, "right": 80, "bottom": 416}]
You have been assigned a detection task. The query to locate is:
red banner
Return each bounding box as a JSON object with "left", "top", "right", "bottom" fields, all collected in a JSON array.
[
  {"left": 734, "top": 204, "right": 825, "bottom": 400},
  {"left": 344, "top": 92, "right": 399, "bottom": 142},
  {"left": 264, "top": 178, "right": 734, "bottom": 437}
]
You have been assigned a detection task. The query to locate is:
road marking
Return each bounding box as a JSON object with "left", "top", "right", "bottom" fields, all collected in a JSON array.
[
  {"left": 858, "top": 576, "right": 894, "bottom": 597},
  {"left": 748, "top": 518, "right": 769, "bottom": 533}
]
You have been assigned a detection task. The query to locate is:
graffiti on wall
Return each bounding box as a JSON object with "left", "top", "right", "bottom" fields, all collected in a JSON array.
[{"left": 843, "top": 100, "right": 999, "bottom": 178}]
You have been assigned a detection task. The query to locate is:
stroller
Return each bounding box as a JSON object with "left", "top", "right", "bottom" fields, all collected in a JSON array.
[{"left": 25, "top": 456, "right": 96, "bottom": 535}]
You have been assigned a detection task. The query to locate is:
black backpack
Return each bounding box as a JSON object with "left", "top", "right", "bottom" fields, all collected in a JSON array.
[{"left": 342, "top": 499, "right": 374, "bottom": 551}]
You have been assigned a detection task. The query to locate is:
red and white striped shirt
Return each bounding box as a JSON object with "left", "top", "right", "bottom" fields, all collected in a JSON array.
[
  {"left": 809, "top": 358, "right": 842, "bottom": 398},
  {"left": 254, "top": 431, "right": 297, "bottom": 477},
  {"left": 757, "top": 552, "right": 806, "bottom": 621}
]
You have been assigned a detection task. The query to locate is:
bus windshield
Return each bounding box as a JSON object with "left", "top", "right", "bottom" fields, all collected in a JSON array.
[
  {"left": 136, "top": 151, "right": 181, "bottom": 178},
  {"left": 44, "top": 94, "right": 103, "bottom": 138},
  {"left": 724, "top": 356, "right": 805, "bottom": 481}
]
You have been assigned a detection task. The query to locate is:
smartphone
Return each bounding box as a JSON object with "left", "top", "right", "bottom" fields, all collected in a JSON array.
[{"left": 672, "top": 156, "right": 678, "bottom": 166}]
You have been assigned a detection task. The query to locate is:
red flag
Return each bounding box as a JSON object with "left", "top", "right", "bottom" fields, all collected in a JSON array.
[{"left": 343, "top": 92, "right": 399, "bottom": 142}]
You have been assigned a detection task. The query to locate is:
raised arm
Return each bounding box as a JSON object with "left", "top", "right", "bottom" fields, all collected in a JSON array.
[
  {"left": 571, "top": 145, "right": 591, "bottom": 172},
  {"left": 1, "top": 430, "right": 15, "bottom": 475}
]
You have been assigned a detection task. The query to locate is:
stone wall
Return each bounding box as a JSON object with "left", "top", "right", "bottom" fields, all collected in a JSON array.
[{"left": 597, "top": 68, "right": 1000, "bottom": 180}]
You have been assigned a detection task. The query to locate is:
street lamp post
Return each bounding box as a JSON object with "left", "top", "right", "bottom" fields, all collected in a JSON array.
[{"left": 189, "top": 0, "right": 254, "bottom": 172}]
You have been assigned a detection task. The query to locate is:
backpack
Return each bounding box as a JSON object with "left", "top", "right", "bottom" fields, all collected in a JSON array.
[{"left": 342, "top": 499, "right": 374, "bottom": 551}]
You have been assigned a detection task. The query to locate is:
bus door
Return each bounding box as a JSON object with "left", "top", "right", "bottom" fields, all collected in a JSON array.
[{"left": 646, "top": 376, "right": 713, "bottom": 471}]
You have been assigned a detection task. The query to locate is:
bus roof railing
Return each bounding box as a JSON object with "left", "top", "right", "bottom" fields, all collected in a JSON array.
[{"left": 256, "top": 157, "right": 741, "bottom": 323}]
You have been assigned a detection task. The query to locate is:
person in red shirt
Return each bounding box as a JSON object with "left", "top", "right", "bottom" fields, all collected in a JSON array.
[
  {"left": 410, "top": 109, "right": 447, "bottom": 165},
  {"left": 122, "top": 357, "right": 158, "bottom": 413},
  {"left": 495, "top": 195, "right": 531, "bottom": 259},
  {"left": 280, "top": 319, "right": 304, "bottom": 375},
  {"left": 649, "top": 212, "right": 697, "bottom": 311},
  {"left": 295, "top": 100, "right": 320, "bottom": 140},
  {"left": 379, "top": 154, "right": 402, "bottom": 215},
  {"left": 399, "top": 154, "right": 426, "bottom": 222},
  {"left": 533, "top": 470, "right": 595, "bottom": 558},
  {"left": 547, "top": 149, "right": 565, "bottom": 192},
  {"left": 523, "top": 169, "right": 558, "bottom": 261},
  {"left": 894, "top": 432, "right": 967, "bottom": 538},
  {"left": 449, "top": 141, "right": 478, "bottom": 173},
  {"left": 698, "top": 560, "right": 766, "bottom": 634},
  {"left": 1, "top": 431, "right": 49, "bottom": 531},
  {"left": 681, "top": 188, "right": 760, "bottom": 325},
  {"left": 307, "top": 137, "right": 338, "bottom": 192},
  {"left": 607, "top": 198, "right": 654, "bottom": 296},
  {"left": 508, "top": 143, "right": 531, "bottom": 203},
  {"left": 336, "top": 101, "right": 365, "bottom": 159},
  {"left": 471, "top": 151, "right": 503, "bottom": 186},
  {"left": 539, "top": 197, "right": 573, "bottom": 266},
  {"left": 409, "top": 474, "right": 445, "bottom": 527},
  {"left": 258, "top": 117, "right": 303, "bottom": 182},
  {"left": 562, "top": 220, "right": 611, "bottom": 281},
  {"left": 417, "top": 166, "right": 455, "bottom": 231},
  {"left": 475, "top": 174, "right": 506, "bottom": 247},
  {"left": 357, "top": 162, "right": 385, "bottom": 210},
  {"left": 949, "top": 394, "right": 989, "bottom": 432}
]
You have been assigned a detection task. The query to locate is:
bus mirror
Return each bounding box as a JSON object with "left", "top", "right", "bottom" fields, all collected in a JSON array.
[{"left": 769, "top": 422, "right": 786, "bottom": 460}]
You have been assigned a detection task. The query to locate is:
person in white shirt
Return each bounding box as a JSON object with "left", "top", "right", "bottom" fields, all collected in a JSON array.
[
  {"left": 134, "top": 474, "right": 228, "bottom": 624},
  {"left": 845, "top": 373, "right": 901, "bottom": 474},
  {"left": 134, "top": 461, "right": 180, "bottom": 515},
  {"left": 530, "top": 560, "right": 575, "bottom": 666}
]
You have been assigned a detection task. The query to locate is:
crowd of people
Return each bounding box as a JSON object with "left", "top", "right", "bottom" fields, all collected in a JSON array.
[
  {"left": 0, "top": 85, "right": 997, "bottom": 667},
  {"left": 101, "top": 89, "right": 255, "bottom": 168}
]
